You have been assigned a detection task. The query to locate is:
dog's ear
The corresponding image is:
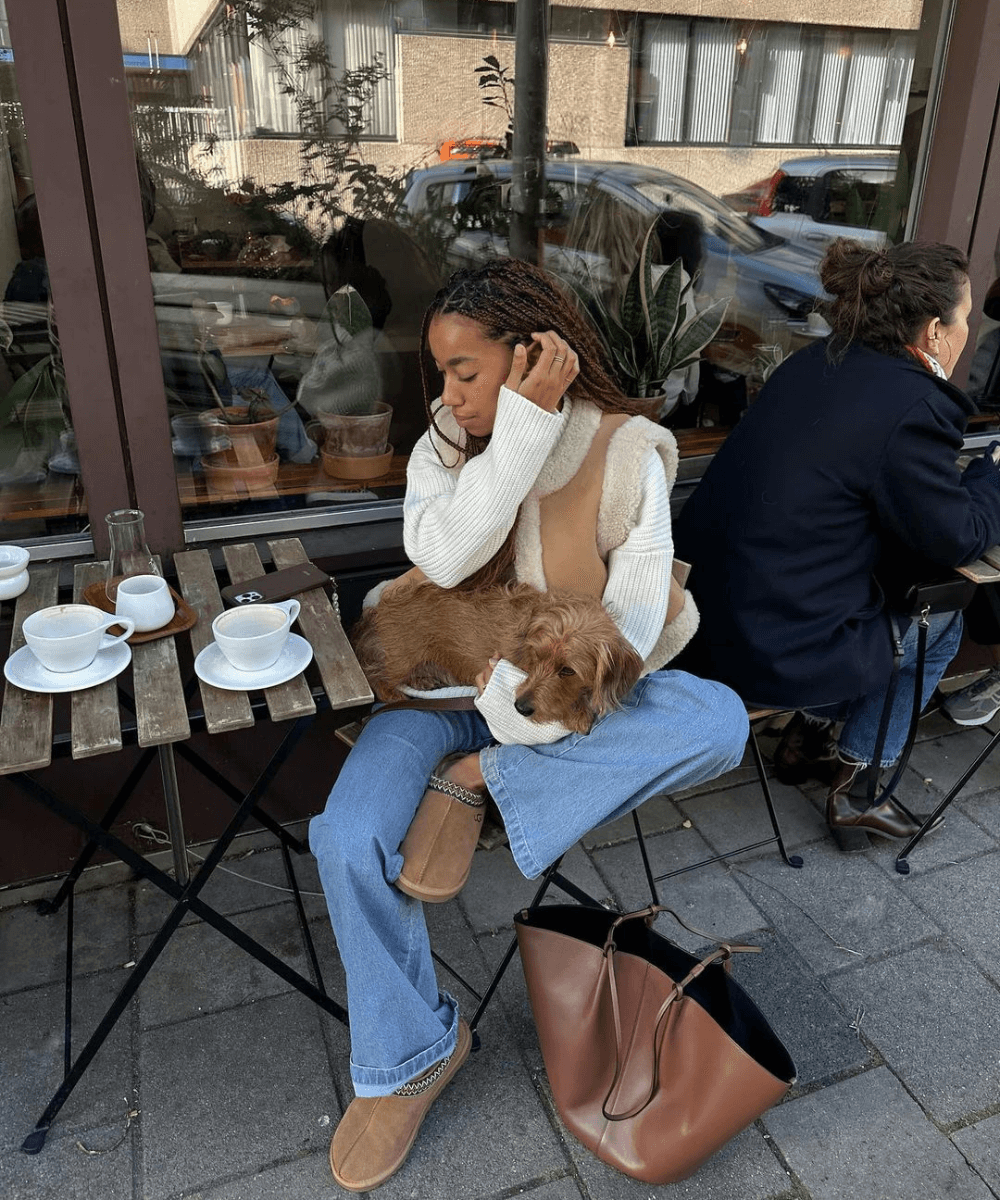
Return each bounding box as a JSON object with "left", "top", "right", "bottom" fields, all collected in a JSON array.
[{"left": 591, "top": 636, "right": 644, "bottom": 716}]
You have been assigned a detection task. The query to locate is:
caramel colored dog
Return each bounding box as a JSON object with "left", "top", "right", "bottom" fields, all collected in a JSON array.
[{"left": 352, "top": 580, "right": 644, "bottom": 734}]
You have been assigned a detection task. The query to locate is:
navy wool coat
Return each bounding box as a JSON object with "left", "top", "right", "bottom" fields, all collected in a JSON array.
[{"left": 674, "top": 339, "right": 1000, "bottom": 708}]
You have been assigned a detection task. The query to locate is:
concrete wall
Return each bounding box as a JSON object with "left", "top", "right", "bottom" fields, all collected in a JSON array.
[
  {"left": 559, "top": 0, "right": 921, "bottom": 27},
  {"left": 116, "top": 0, "right": 216, "bottom": 55}
]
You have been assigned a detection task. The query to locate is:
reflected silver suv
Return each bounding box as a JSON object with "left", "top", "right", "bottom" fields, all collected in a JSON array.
[{"left": 722, "top": 155, "right": 898, "bottom": 252}]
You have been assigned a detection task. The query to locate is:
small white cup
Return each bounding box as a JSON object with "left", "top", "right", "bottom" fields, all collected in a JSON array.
[
  {"left": 114, "top": 574, "right": 175, "bottom": 633},
  {"left": 0, "top": 544, "right": 29, "bottom": 579},
  {"left": 212, "top": 599, "right": 300, "bottom": 673},
  {"left": 23, "top": 604, "right": 135, "bottom": 673}
]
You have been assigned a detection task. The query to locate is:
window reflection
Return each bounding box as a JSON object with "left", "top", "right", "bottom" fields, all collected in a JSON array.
[
  {"left": 0, "top": 9, "right": 86, "bottom": 538},
  {"left": 119, "top": 0, "right": 939, "bottom": 519}
]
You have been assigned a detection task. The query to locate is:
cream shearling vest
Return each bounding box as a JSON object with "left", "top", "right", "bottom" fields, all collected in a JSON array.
[{"left": 508, "top": 397, "right": 699, "bottom": 674}]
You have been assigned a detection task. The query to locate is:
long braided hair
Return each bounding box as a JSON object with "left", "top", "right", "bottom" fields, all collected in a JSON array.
[{"left": 419, "top": 257, "right": 645, "bottom": 589}]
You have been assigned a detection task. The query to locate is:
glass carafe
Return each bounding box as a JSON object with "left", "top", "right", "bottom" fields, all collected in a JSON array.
[{"left": 105, "top": 508, "right": 158, "bottom": 602}]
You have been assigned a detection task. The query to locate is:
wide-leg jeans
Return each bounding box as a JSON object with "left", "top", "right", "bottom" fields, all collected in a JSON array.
[{"left": 309, "top": 669, "right": 748, "bottom": 1097}]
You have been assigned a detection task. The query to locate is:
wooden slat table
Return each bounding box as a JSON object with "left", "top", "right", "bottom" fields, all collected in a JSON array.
[{"left": 2, "top": 538, "right": 372, "bottom": 1153}]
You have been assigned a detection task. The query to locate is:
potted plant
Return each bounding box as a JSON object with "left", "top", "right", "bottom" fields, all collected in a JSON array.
[
  {"left": 199, "top": 387, "right": 287, "bottom": 494},
  {"left": 296, "top": 285, "right": 394, "bottom": 480},
  {"left": 571, "top": 223, "right": 730, "bottom": 419}
]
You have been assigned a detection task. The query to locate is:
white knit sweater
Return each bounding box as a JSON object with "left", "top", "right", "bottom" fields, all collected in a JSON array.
[{"left": 399, "top": 385, "right": 678, "bottom": 744}]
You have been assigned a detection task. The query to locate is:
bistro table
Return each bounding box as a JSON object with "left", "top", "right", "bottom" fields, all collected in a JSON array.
[{"left": 1, "top": 536, "right": 372, "bottom": 1152}]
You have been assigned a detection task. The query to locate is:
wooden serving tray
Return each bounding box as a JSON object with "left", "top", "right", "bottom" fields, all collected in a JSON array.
[{"left": 82, "top": 580, "right": 198, "bottom": 644}]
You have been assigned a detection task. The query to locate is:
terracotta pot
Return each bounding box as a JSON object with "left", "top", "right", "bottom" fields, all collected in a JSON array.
[
  {"left": 201, "top": 452, "right": 280, "bottom": 494},
  {"left": 207, "top": 407, "right": 280, "bottom": 463},
  {"left": 321, "top": 445, "right": 394, "bottom": 481}
]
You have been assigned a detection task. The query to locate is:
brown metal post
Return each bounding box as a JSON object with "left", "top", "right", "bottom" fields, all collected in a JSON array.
[
  {"left": 5, "top": 0, "right": 132, "bottom": 551},
  {"left": 912, "top": 0, "right": 1000, "bottom": 386},
  {"left": 57, "top": 0, "right": 183, "bottom": 556}
]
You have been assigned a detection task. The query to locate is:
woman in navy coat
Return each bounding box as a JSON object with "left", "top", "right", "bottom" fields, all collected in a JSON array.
[{"left": 675, "top": 238, "right": 1000, "bottom": 849}]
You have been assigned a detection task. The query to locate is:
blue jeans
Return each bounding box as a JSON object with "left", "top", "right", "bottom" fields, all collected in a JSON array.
[
  {"left": 309, "top": 669, "right": 748, "bottom": 1097},
  {"left": 809, "top": 610, "right": 963, "bottom": 767},
  {"left": 225, "top": 364, "right": 317, "bottom": 463}
]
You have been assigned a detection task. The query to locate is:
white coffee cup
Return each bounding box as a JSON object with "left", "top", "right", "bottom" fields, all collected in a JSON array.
[
  {"left": 211, "top": 599, "right": 300, "bottom": 673},
  {"left": 114, "top": 574, "right": 175, "bottom": 633},
  {"left": 22, "top": 604, "right": 135, "bottom": 673}
]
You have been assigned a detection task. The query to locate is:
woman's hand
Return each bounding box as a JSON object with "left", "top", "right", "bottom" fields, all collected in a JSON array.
[
  {"left": 475, "top": 655, "right": 500, "bottom": 695},
  {"left": 505, "top": 331, "right": 580, "bottom": 413}
]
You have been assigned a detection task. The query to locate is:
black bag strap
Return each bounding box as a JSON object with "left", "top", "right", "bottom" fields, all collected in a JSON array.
[
  {"left": 867, "top": 609, "right": 930, "bottom": 816},
  {"left": 360, "top": 694, "right": 478, "bottom": 729}
]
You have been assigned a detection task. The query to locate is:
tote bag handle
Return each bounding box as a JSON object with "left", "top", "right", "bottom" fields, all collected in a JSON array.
[{"left": 599, "top": 905, "right": 762, "bottom": 1122}]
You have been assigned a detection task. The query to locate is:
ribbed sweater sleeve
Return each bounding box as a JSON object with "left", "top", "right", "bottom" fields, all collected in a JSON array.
[
  {"left": 403, "top": 386, "right": 566, "bottom": 587},
  {"left": 476, "top": 447, "right": 673, "bottom": 744}
]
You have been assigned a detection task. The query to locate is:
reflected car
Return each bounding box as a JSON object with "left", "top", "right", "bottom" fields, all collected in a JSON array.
[
  {"left": 721, "top": 155, "right": 898, "bottom": 251},
  {"left": 400, "top": 159, "right": 827, "bottom": 375}
]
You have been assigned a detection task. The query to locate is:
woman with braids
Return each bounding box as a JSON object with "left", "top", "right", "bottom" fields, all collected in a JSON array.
[
  {"left": 309, "top": 256, "right": 748, "bottom": 1191},
  {"left": 675, "top": 237, "right": 1000, "bottom": 849}
]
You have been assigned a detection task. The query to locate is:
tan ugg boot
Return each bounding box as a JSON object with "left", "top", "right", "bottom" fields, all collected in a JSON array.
[
  {"left": 395, "top": 764, "right": 486, "bottom": 903},
  {"left": 330, "top": 1020, "right": 472, "bottom": 1191}
]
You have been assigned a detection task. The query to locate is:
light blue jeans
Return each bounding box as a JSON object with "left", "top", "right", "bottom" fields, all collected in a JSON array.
[
  {"left": 809, "top": 610, "right": 963, "bottom": 767},
  {"left": 309, "top": 669, "right": 748, "bottom": 1097}
]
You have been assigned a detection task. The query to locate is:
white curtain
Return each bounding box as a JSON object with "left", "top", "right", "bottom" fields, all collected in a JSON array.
[
  {"left": 342, "top": 4, "right": 397, "bottom": 138},
  {"left": 756, "top": 25, "right": 803, "bottom": 143},
  {"left": 810, "top": 31, "right": 849, "bottom": 144},
  {"left": 687, "top": 22, "right": 735, "bottom": 141},
  {"left": 249, "top": 17, "right": 322, "bottom": 134},
  {"left": 839, "top": 32, "right": 887, "bottom": 144},
  {"left": 878, "top": 31, "right": 916, "bottom": 145},
  {"left": 643, "top": 19, "right": 688, "bottom": 143}
]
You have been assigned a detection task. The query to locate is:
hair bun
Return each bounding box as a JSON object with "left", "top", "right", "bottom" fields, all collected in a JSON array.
[{"left": 861, "top": 250, "right": 894, "bottom": 296}]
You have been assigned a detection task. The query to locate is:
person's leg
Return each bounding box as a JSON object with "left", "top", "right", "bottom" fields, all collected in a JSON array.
[
  {"left": 308, "top": 706, "right": 492, "bottom": 1094},
  {"left": 825, "top": 610, "right": 962, "bottom": 846},
  {"left": 225, "top": 363, "right": 317, "bottom": 462},
  {"left": 480, "top": 670, "right": 749, "bottom": 879},
  {"left": 838, "top": 610, "right": 962, "bottom": 766}
]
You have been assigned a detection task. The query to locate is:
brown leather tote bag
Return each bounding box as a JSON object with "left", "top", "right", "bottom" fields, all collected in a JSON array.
[{"left": 515, "top": 903, "right": 796, "bottom": 1185}]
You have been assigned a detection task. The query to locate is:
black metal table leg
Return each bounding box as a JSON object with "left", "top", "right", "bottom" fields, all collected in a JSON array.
[
  {"left": 16, "top": 713, "right": 348, "bottom": 1154},
  {"left": 896, "top": 725, "right": 1000, "bottom": 873}
]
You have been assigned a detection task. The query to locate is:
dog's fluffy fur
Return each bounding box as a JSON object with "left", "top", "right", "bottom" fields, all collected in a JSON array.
[{"left": 351, "top": 581, "right": 644, "bottom": 734}]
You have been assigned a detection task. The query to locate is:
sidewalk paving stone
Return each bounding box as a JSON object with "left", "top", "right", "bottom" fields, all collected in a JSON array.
[
  {"left": 825, "top": 942, "right": 1000, "bottom": 1125},
  {"left": 590, "top": 834, "right": 768, "bottom": 951},
  {"left": 582, "top": 792, "right": 681, "bottom": 848},
  {"left": 458, "top": 843, "right": 611, "bottom": 936},
  {"left": 955, "top": 787, "right": 1000, "bottom": 839},
  {"left": 895, "top": 852, "right": 1000, "bottom": 982},
  {"left": 0, "top": 886, "right": 130, "bottom": 991},
  {"left": 724, "top": 928, "right": 873, "bottom": 1090},
  {"left": 135, "top": 903, "right": 327, "bottom": 1030},
  {"left": 676, "top": 776, "right": 828, "bottom": 858},
  {"left": 908, "top": 731, "right": 1000, "bottom": 797},
  {"left": 0, "top": 1119, "right": 133, "bottom": 1200},
  {"left": 952, "top": 1115, "right": 1000, "bottom": 1193},
  {"left": 139, "top": 991, "right": 334, "bottom": 1200},
  {"left": 134, "top": 843, "right": 327, "bottom": 936},
  {"left": 1, "top": 974, "right": 133, "bottom": 1158},
  {"left": 734, "top": 844, "right": 939, "bottom": 975},
  {"left": 763, "top": 1066, "right": 995, "bottom": 1200},
  {"left": 866, "top": 802, "right": 995, "bottom": 876}
]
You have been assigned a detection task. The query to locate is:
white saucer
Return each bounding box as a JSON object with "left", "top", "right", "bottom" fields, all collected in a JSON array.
[
  {"left": 4, "top": 639, "right": 132, "bottom": 693},
  {"left": 194, "top": 633, "right": 313, "bottom": 691}
]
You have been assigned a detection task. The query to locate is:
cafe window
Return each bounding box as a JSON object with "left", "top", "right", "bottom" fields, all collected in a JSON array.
[{"left": 630, "top": 18, "right": 917, "bottom": 148}]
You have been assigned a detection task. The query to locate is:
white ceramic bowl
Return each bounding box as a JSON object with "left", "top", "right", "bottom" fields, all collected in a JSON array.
[
  {"left": 0, "top": 545, "right": 29, "bottom": 579},
  {"left": 0, "top": 569, "right": 28, "bottom": 600}
]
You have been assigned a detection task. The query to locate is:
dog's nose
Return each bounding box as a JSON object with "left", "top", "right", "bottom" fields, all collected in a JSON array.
[{"left": 514, "top": 697, "right": 535, "bottom": 717}]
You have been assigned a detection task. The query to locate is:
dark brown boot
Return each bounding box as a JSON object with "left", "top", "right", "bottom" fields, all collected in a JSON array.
[
  {"left": 773, "top": 712, "right": 838, "bottom": 785},
  {"left": 827, "top": 757, "right": 939, "bottom": 851}
]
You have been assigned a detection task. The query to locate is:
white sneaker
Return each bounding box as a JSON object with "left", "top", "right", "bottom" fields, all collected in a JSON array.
[{"left": 942, "top": 667, "right": 1000, "bottom": 726}]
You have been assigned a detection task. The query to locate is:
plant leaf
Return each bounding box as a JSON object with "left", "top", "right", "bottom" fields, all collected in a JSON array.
[{"left": 659, "top": 296, "right": 730, "bottom": 377}]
